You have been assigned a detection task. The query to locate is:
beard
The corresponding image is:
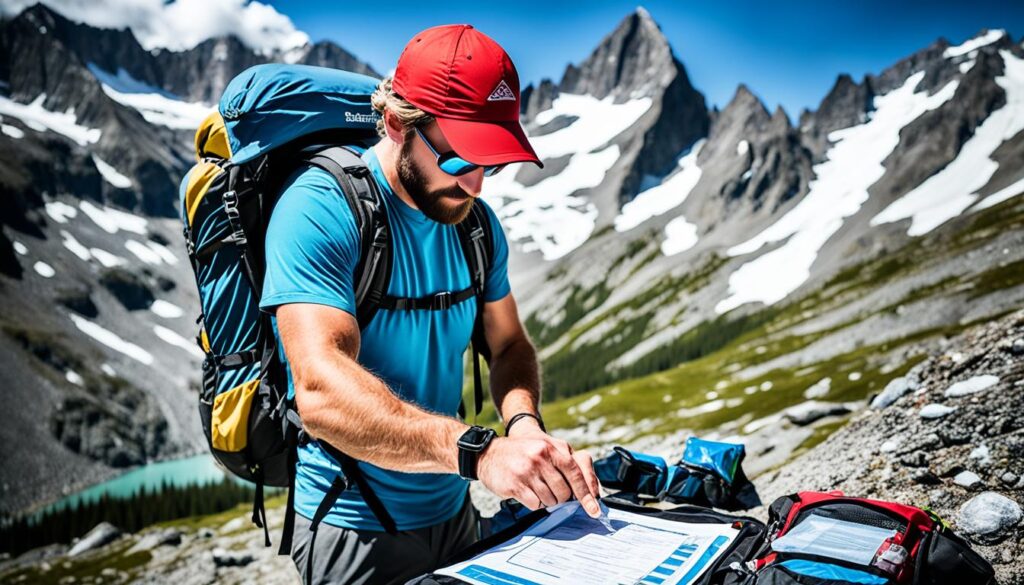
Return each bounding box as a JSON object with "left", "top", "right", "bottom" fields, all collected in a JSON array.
[{"left": 397, "top": 137, "right": 475, "bottom": 225}]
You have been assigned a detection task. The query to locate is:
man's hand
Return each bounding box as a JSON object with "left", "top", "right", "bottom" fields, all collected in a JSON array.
[{"left": 477, "top": 432, "right": 602, "bottom": 518}]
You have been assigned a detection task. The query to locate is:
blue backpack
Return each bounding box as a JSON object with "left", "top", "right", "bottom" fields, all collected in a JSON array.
[{"left": 179, "top": 64, "right": 495, "bottom": 552}]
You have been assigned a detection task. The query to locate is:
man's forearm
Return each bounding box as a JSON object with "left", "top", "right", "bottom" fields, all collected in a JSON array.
[
  {"left": 294, "top": 346, "right": 466, "bottom": 474},
  {"left": 487, "top": 336, "right": 542, "bottom": 424}
]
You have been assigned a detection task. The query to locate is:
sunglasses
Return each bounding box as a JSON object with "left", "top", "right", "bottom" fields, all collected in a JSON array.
[{"left": 413, "top": 125, "right": 505, "bottom": 177}]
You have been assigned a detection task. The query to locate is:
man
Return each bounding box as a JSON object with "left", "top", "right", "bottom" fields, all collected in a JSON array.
[{"left": 261, "top": 24, "right": 603, "bottom": 585}]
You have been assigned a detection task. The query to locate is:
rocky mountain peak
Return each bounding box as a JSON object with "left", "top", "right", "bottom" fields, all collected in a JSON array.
[
  {"left": 720, "top": 84, "right": 772, "bottom": 128},
  {"left": 798, "top": 73, "right": 873, "bottom": 160},
  {"left": 558, "top": 7, "right": 678, "bottom": 102}
]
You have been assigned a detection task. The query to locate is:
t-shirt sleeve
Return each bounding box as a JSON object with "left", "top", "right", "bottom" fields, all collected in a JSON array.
[
  {"left": 260, "top": 168, "right": 361, "bottom": 316},
  {"left": 478, "top": 199, "right": 512, "bottom": 303}
]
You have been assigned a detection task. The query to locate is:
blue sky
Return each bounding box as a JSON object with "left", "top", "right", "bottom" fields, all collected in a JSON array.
[{"left": 269, "top": 1, "right": 1024, "bottom": 118}]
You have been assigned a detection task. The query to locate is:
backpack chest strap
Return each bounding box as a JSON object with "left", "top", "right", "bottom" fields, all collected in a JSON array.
[{"left": 378, "top": 285, "right": 478, "bottom": 311}]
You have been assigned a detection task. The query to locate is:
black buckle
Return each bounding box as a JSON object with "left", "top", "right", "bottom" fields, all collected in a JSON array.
[{"left": 431, "top": 291, "right": 452, "bottom": 310}]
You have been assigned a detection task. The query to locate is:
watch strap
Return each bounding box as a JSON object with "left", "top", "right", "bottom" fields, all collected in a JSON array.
[{"left": 457, "top": 426, "right": 496, "bottom": 481}]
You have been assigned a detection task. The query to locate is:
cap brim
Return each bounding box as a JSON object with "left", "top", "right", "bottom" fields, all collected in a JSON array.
[{"left": 435, "top": 117, "right": 543, "bottom": 168}]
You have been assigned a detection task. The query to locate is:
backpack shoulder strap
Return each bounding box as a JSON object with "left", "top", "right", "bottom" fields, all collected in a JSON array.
[
  {"left": 294, "top": 145, "right": 399, "bottom": 537},
  {"left": 455, "top": 202, "right": 495, "bottom": 418},
  {"left": 456, "top": 201, "right": 495, "bottom": 307},
  {"left": 301, "top": 146, "right": 392, "bottom": 329}
]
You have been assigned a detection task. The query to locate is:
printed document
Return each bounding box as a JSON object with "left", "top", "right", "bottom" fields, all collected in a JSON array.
[{"left": 435, "top": 502, "right": 739, "bottom": 585}]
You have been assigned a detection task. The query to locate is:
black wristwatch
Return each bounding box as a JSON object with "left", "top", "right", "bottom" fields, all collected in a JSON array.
[{"left": 457, "top": 425, "right": 497, "bottom": 481}]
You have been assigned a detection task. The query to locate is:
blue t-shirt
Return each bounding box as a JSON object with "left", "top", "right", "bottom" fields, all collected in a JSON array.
[{"left": 260, "top": 148, "right": 511, "bottom": 531}]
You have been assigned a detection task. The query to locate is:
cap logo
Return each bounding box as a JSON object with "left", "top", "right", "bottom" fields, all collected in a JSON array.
[{"left": 486, "top": 79, "right": 516, "bottom": 102}]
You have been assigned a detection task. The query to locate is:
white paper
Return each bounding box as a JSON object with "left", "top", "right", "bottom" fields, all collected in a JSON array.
[
  {"left": 435, "top": 502, "right": 739, "bottom": 585},
  {"left": 771, "top": 514, "right": 896, "bottom": 566}
]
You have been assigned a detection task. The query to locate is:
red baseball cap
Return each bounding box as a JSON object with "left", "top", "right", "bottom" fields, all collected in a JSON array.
[{"left": 392, "top": 24, "right": 543, "bottom": 168}]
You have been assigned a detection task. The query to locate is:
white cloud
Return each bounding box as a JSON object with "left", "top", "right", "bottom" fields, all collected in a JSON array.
[{"left": 2, "top": 0, "right": 309, "bottom": 55}]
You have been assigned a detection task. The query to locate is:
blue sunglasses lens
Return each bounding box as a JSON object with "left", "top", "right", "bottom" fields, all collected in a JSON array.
[
  {"left": 438, "top": 156, "right": 505, "bottom": 177},
  {"left": 418, "top": 126, "right": 506, "bottom": 177},
  {"left": 439, "top": 157, "right": 476, "bottom": 176}
]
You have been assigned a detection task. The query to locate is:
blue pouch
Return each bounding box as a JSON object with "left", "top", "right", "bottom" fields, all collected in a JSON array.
[
  {"left": 776, "top": 560, "right": 889, "bottom": 584},
  {"left": 681, "top": 437, "right": 744, "bottom": 483},
  {"left": 594, "top": 447, "right": 669, "bottom": 497}
]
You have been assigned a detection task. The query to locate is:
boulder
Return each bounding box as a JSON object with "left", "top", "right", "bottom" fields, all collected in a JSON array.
[
  {"left": 920, "top": 404, "right": 957, "bottom": 419},
  {"left": 212, "top": 547, "right": 255, "bottom": 567},
  {"left": 68, "top": 522, "right": 121, "bottom": 557},
  {"left": 783, "top": 401, "right": 852, "bottom": 426},
  {"left": 958, "top": 492, "right": 1022, "bottom": 544},
  {"left": 126, "top": 528, "right": 182, "bottom": 554},
  {"left": 871, "top": 377, "right": 911, "bottom": 409}
]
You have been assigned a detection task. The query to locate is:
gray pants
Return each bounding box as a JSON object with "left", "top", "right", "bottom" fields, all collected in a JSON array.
[{"left": 290, "top": 494, "right": 480, "bottom": 585}]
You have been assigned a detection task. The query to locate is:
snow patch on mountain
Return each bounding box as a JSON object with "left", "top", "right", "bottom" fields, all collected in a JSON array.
[
  {"left": 89, "top": 64, "right": 213, "bottom": 130},
  {"left": 45, "top": 201, "right": 77, "bottom": 224},
  {"left": 943, "top": 30, "right": 1007, "bottom": 59},
  {"left": 89, "top": 247, "right": 127, "bottom": 268},
  {"left": 484, "top": 93, "right": 652, "bottom": 260},
  {"left": 153, "top": 325, "right": 203, "bottom": 359},
  {"left": 79, "top": 201, "right": 148, "bottom": 235},
  {"left": 662, "top": 215, "right": 700, "bottom": 256},
  {"left": 715, "top": 72, "right": 959, "bottom": 314},
  {"left": 1, "top": 121, "right": 24, "bottom": 139},
  {"left": 92, "top": 155, "right": 132, "bottom": 189},
  {"left": 125, "top": 240, "right": 162, "bottom": 264},
  {"left": 33, "top": 261, "right": 55, "bottom": 278},
  {"left": 69, "top": 313, "right": 154, "bottom": 365},
  {"left": 615, "top": 139, "right": 704, "bottom": 233},
  {"left": 974, "top": 175, "right": 1024, "bottom": 210},
  {"left": 150, "top": 300, "right": 184, "bottom": 319},
  {"left": 0, "top": 94, "right": 101, "bottom": 146},
  {"left": 531, "top": 94, "right": 653, "bottom": 158},
  {"left": 871, "top": 51, "right": 1024, "bottom": 235},
  {"left": 60, "top": 230, "right": 92, "bottom": 261},
  {"left": 485, "top": 149, "right": 610, "bottom": 260},
  {"left": 124, "top": 239, "right": 178, "bottom": 266}
]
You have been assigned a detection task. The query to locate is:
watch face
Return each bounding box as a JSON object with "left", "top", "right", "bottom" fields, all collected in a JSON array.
[{"left": 458, "top": 426, "right": 492, "bottom": 452}]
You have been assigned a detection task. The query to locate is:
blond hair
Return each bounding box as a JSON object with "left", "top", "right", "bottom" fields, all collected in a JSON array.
[{"left": 370, "top": 75, "right": 434, "bottom": 138}]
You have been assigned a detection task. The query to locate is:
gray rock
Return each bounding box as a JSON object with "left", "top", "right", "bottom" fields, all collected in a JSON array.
[
  {"left": 783, "top": 401, "right": 852, "bottom": 426},
  {"left": 920, "top": 404, "right": 957, "bottom": 419},
  {"left": 945, "top": 375, "right": 1000, "bottom": 397},
  {"left": 212, "top": 547, "right": 254, "bottom": 568},
  {"left": 127, "top": 528, "right": 182, "bottom": 554},
  {"left": 936, "top": 460, "right": 966, "bottom": 478},
  {"left": 969, "top": 444, "right": 992, "bottom": 468},
  {"left": 1001, "top": 472, "right": 1018, "bottom": 485},
  {"left": 803, "top": 377, "right": 832, "bottom": 399},
  {"left": 68, "top": 522, "right": 120, "bottom": 557},
  {"left": 958, "top": 492, "right": 1023, "bottom": 544},
  {"left": 197, "top": 528, "right": 215, "bottom": 539},
  {"left": 872, "top": 377, "right": 910, "bottom": 409},
  {"left": 899, "top": 451, "right": 928, "bottom": 468},
  {"left": 1011, "top": 338, "right": 1024, "bottom": 355},
  {"left": 912, "top": 469, "right": 941, "bottom": 485},
  {"left": 953, "top": 470, "right": 983, "bottom": 488}
]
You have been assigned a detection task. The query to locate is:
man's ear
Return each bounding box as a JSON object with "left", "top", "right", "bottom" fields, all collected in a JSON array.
[{"left": 382, "top": 110, "right": 407, "bottom": 144}]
